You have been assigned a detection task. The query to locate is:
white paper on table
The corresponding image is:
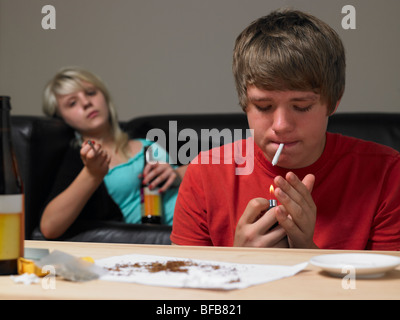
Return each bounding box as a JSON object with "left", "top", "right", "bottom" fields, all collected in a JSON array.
[{"left": 96, "top": 254, "right": 308, "bottom": 290}]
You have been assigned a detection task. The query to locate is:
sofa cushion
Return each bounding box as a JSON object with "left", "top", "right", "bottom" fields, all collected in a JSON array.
[
  {"left": 30, "top": 221, "right": 172, "bottom": 244},
  {"left": 122, "top": 113, "right": 250, "bottom": 165},
  {"left": 327, "top": 113, "right": 400, "bottom": 151}
]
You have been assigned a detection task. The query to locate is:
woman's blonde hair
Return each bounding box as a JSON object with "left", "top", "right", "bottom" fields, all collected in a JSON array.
[
  {"left": 43, "top": 67, "right": 130, "bottom": 157},
  {"left": 232, "top": 9, "right": 346, "bottom": 115}
]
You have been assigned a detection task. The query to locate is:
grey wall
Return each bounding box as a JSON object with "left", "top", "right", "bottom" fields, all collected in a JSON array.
[{"left": 1, "top": 0, "right": 399, "bottom": 119}]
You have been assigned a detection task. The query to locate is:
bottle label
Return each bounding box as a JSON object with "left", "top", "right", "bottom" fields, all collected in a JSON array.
[{"left": 0, "top": 195, "right": 23, "bottom": 260}]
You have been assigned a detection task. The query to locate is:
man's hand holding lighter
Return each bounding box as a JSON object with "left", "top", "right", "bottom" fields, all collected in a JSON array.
[{"left": 234, "top": 172, "right": 318, "bottom": 249}]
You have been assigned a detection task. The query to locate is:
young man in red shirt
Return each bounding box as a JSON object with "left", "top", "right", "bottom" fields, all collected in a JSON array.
[{"left": 171, "top": 9, "right": 400, "bottom": 250}]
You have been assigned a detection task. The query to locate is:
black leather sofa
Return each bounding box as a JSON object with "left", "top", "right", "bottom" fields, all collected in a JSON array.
[{"left": 11, "top": 112, "right": 400, "bottom": 245}]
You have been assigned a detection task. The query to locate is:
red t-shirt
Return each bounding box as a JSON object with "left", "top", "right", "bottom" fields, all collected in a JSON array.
[{"left": 171, "top": 133, "right": 400, "bottom": 250}]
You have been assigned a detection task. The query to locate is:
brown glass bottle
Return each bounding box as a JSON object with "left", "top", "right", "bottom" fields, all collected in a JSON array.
[
  {"left": 140, "top": 146, "right": 161, "bottom": 224},
  {"left": 0, "top": 96, "right": 24, "bottom": 275}
]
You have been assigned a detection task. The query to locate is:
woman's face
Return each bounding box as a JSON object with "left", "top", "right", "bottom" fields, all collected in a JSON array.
[{"left": 56, "top": 82, "right": 110, "bottom": 136}]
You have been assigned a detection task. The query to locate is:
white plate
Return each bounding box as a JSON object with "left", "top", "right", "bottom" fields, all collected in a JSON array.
[{"left": 309, "top": 253, "right": 400, "bottom": 278}]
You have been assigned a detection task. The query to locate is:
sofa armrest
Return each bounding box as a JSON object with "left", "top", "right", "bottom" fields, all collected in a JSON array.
[{"left": 11, "top": 116, "right": 74, "bottom": 239}]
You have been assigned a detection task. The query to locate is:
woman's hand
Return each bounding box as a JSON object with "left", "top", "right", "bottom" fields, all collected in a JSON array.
[
  {"left": 41, "top": 141, "right": 111, "bottom": 240},
  {"left": 141, "top": 162, "right": 181, "bottom": 193},
  {"left": 80, "top": 141, "right": 110, "bottom": 178}
]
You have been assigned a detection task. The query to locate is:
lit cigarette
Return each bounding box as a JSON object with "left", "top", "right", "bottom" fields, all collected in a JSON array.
[
  {"left": 272, "top": 143, "right": 284, "bottom": 166},
  {"left": 87, "top": 140, "right": 96, "bottom": 151}
]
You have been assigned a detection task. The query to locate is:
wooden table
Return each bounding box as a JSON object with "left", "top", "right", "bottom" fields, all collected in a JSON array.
[{"left": 1, "top": 240, "right": 399, "bottom": 300}]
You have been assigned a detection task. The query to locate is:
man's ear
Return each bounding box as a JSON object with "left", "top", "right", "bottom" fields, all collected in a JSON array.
[{"left": 329, "top": 99, "right": 341, "bottom": 116}]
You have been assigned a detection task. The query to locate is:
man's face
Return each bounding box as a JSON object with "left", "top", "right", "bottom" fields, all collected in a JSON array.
[{"left": 246, "top": 85, "right": 330, "bottom": 169}]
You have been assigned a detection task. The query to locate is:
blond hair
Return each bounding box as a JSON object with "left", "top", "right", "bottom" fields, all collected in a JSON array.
[
  {"left": 232, "top": 9, "right": 346, "bottom": 114},
  {"left": 43, "top": 67, "right": 130, "bottom": 157}
]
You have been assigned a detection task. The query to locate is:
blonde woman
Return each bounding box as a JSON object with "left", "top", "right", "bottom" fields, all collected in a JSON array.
[{"left": 41, "top": 67, "right": 185, "bottom": 239}]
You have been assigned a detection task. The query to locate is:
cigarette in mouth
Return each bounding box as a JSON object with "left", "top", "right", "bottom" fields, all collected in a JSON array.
[{"left": 272, "top": 143, "right": 284, "bottom": 166}]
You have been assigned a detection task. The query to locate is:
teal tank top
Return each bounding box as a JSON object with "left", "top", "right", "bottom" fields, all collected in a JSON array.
[{"left": 103, "top": 139, "right": 178, "bottom": 225}]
